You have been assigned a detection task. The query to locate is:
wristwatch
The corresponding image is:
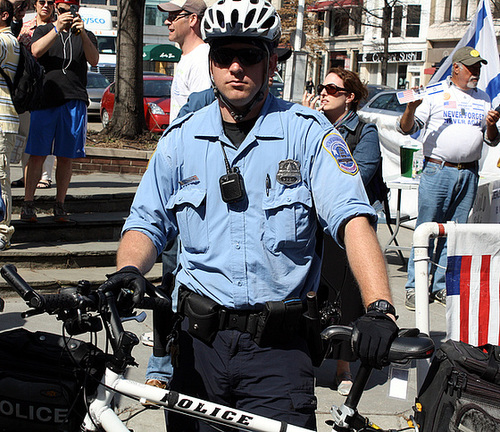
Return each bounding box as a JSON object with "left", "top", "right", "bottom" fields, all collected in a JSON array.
[{"left": 367, "top": 299, "right": 397, "bottom": 318}]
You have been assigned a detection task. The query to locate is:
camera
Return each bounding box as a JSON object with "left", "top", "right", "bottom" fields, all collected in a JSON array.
[{"left": 70, "top": 4, "right": 81, "bottom": 34}]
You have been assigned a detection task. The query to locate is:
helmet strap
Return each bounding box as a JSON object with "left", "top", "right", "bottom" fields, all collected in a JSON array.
[{"left": 211, "top": 43, "right": 272, "bottom": 123}]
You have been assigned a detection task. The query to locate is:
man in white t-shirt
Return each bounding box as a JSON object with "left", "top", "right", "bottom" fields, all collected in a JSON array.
[
  {"left": 159, "top": 0, "right": 211, "bottom": 121},
  {"left": 142, "top": 0, "right": 211, "bottom": 396},
  {"left": 398, "top": 46, "right": 500, "bottom": 311}
]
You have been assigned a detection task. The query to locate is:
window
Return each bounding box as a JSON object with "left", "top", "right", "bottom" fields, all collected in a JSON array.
[
  {"left": 330, "top": 9, "right": 349, "bottom": 36},
  {"left": 493, "top": 0, "right": 500, "bottom": 18},
  {"left": 352, "top": 7, "right": 362, "bottom": 34},
  {"left": 444, "top": 0, "right": 452, "bottom": 22},
  {"left": 317, "top": 11, "right": 325, "bottom": 36},
  {"left": 82, "top": 0, "right": 107, "bottom": 4},
  {"left": 392, "top": 5, "right": 402, "bottom": 37},
  {"left": 145, "top": 6, "right": 157, "bottom": 26},
  {"left": 406, "top": 5, "right": 421, "bottom": 37}
]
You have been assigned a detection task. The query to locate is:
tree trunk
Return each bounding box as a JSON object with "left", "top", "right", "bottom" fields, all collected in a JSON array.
[
  {"left": 380, "top": 2, "right": 392, "bottom": 86},
  {"left": 106, "top": 0, "right": 147, "bottom": 138}
]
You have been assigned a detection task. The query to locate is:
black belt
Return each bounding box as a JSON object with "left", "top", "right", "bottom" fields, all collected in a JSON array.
[
  {"left": 218, "top": 309, "right": 261, "bottom": 335},
  {"left": 425, "top": 157, "right": 478, "bottom": 170}
]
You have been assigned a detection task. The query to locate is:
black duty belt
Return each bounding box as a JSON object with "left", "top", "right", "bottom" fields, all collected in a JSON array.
[{"left": 425, "top": 157, "right": 478, "bottom": 170}]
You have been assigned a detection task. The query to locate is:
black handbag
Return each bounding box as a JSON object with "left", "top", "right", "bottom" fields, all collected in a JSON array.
[{"left": 414, "top": 339, "right": 500, "bottom": 431}]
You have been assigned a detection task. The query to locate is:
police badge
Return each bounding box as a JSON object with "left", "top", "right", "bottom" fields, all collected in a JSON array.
[{"left": 276, "top": 159, "right": 301, "bottom": 186}]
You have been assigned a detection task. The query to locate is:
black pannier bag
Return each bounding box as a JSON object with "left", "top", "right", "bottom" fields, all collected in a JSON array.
[
  {"left": 0, "top": 328, "right": 105, "bottom": 432},
  {"left": 414, "top": 339, "right": 500, "bottom": 432}
]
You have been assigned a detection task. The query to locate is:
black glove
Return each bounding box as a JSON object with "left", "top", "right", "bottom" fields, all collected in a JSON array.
[
  {"left": 351, "top": 310, "right": 399, "bottom": 368},
  {"left": 101, "top": 266, "right": 147, "bottom": 307}
]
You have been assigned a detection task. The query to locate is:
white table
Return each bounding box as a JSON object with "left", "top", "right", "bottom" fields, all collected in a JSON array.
[{"left": 384, "top": 175, "right": 420, "bottom": 263}]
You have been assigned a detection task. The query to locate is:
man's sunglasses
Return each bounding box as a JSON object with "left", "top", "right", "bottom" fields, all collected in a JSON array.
[
  {"left": 167, "top": 12, "right": 191, "bottom": 22},
  {"left": 210, "top": 47, "right": 266, "bottom": 67},
  {"left": 38, "top": 0, "right": 55, "bottom": 5},
  {"left": 317, "top": 83, "right": 348, "bottom": 96}
]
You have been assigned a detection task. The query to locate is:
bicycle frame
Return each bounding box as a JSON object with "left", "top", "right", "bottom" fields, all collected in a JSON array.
[{"left": 83, "top": 368, "right": 313, "bottom": 432}]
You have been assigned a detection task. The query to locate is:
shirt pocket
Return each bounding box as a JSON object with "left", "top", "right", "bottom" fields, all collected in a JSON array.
[
  {"left": 167, "top": 187, "right": 209, "bottom": 254},
  {"left": 262, "top": 185, "right": 314, "bottom": 253}
]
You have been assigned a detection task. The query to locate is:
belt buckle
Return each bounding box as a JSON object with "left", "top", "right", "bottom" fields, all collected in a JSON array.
[{"left": 456, "top": 163, "right": 465, "bottom": 170}]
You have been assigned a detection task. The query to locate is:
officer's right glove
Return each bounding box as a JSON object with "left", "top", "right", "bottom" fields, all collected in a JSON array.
[
  {"left": 100, "top": 266, "right": 148, "bottom": 308},
  {"left": 351, "top": 310, "right": 399, "bottom": 369}
]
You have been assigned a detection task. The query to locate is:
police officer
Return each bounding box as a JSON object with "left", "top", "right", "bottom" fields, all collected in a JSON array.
[{"left": 105, "top": 0, "right": 398, "bottom": 429}]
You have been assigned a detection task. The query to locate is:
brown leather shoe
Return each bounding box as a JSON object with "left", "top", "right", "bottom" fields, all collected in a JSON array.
[{"left": 140, "top": 379, "right": 168, "bottom": 408}]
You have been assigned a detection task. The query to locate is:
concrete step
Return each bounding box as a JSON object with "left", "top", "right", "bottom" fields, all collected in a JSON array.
[
  {"left": 0, "top": 262, "right": 163, "bottom": 293},
  {"left": 0, "top": 239, "right": 120, "bottom": 269},
  {"left": 10, "top": 212, "right": 127, "bottom": 243}
]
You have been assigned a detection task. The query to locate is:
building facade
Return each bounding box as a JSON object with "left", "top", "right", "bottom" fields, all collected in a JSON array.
[{"left": 304, "top": 0, "right": 500, "bottom": 90}]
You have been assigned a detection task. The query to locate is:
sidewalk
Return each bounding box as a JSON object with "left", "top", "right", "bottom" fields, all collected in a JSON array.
[{"left": 0, "top": 166, "right": 446, "bottom": 431}]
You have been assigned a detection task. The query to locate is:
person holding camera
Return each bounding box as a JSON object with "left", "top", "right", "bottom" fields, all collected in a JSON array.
[
  {"left": 21, "top": 0, "right": 98, "bottom": 223},
  {"left": 105, "top": 0, "right": 398, "bottom": 429}
]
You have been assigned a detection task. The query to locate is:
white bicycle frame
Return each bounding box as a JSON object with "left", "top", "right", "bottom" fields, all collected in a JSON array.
[{"left": 82, "top": 367, "right": 313, "bottom": 432}]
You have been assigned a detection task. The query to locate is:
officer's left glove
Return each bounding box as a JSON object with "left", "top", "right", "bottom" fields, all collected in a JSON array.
[
  {"left": 101, "top": 266, "right": 147, "bottom": 308},
  {"left": 351, "top": 310, "right": 399, "bottom": 369}
]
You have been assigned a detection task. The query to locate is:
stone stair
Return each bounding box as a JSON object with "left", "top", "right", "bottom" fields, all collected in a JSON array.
[{"left": 0, "top": 164, "right": 162, "bottom": 293}]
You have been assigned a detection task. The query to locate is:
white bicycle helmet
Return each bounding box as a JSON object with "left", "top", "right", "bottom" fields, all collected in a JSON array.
[{"left": 201, "top": 0, "right": 281, "bottom": 46}]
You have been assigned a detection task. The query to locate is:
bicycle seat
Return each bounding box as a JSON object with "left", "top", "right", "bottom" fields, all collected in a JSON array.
[{"left": 321, "top": 326, "right": 435, "bottom": 362}]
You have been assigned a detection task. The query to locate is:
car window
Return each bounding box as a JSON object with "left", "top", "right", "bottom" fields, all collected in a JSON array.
[
  {"left": 87, "top": 74, "right": 110, "bottom": 89},
  {"left": 144, "top": 79, "right": 172, "bottom": 98},
  {"left": 369, "top": 93, "right": 393, "bottom": 110}
]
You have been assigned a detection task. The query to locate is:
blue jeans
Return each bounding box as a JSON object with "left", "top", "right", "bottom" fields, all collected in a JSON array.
[
  {"left": 405, "top": 160, "right": 478, "bottom": 294},
  {"left": 145, "top": 237, "right": 179, "bottom": 382}
]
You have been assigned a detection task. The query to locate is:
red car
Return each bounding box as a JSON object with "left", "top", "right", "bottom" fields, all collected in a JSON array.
[{"left": 100, "top": 73, "right": 173, "bottom": 133}]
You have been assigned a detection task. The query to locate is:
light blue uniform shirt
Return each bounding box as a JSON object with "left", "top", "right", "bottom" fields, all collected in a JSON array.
[{"left": 123, "top": 94, "right": 376, "bottom": 310}]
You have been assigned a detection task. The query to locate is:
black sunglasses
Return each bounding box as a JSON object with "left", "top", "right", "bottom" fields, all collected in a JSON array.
[
  {"left": 38, "top": 0, "right": 54, "bottom": 5},
  {"left": 210, "top": 47, "right": 267, "bottom": 67},
  {"left": 167, "top": 12, "right": 191, "bottom": 22},
  {"left": 317, "top": 83, "right": 348, "bottom": 96}
]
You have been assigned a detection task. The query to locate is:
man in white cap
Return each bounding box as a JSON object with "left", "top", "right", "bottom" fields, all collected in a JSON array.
[
  {"left": 158, "top": 0, "right": 211, "bottom": 121},
  {"left": 399, "top": 46, "right": 500, "bottom": 310}
]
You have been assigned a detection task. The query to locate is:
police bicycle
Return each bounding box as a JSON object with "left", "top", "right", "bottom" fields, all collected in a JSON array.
[{"left": 0, "top": 264, "right": 434, "bottom": 432}]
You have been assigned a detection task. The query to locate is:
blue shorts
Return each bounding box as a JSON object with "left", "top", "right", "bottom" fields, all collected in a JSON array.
[{"left": 26, "top": 100, "right": 87, "bottom": 158}]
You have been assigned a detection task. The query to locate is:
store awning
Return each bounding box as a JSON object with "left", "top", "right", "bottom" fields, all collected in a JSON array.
[
  {"left": 308, "top": 0, "right": 360, "bottom": 12},
  {"left": 143, "top": 44, "right": 182, "bottom": 62}
]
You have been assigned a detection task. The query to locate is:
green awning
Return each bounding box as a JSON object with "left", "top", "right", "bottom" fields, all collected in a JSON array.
[{"left": 143, "top": 44, "right": 182, "bottom": 62}]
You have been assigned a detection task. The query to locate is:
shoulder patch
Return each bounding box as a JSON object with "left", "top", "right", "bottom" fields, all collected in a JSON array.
[{"left": 322, "top": 132, "right": 359, "bottom": 175}]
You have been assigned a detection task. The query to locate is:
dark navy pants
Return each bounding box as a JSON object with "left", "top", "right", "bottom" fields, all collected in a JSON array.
[{"left": 166, "top": 319, "right": 317, "bottom": 431}]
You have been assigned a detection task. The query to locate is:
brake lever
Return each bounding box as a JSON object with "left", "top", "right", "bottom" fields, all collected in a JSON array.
[{"left": 121, "top": 311, "right": 147, "bottom": 323}]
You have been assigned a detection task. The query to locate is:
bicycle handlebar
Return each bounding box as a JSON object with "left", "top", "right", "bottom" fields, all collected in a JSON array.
[{"left": 321, "top": 325, "right": 435, "bottom": 362}]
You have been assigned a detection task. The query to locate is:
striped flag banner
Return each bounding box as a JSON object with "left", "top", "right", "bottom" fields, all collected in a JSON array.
[{"left": 446, "top": 224, "right": 500, "bottom": 346}]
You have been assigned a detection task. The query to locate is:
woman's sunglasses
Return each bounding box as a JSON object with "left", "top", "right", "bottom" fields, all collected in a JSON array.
[
  {"left": 317, "top": 83, "right": 348, "bottom": 96},
  {"left": 38, "top": 0, "right": 55, "bottom": 5},
  {"left": 210, "top": 47, "right": 266, "bottom": 67}
]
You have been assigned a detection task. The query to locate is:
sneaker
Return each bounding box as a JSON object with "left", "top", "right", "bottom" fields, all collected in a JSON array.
[
  {"left": 0, "top": 238, "right": 10, "bottom": 251},
  {"left": 336, "top": 372, "right": 353, "bottom": 396},
  {"left": 20, "top": 201, "right": 37, "bottom": 223},
  {"left": 141, "top": 331, "right": 154, "bottom": 347},
  {"left": 405, "top": 289, "right": 415, "bottom": 311},
  {"left": 432, "top": 288, "right": 446, "bottom": 306},
  {"left": 140, "top": 379, "right": 168, "bottom": 408},
  {"left": 53, "top": 202, "right": 70, "bottom": 223}
]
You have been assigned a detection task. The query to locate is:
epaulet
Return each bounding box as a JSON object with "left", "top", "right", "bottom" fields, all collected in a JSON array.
[
  {"left": 291, "top": 104, "right": 333, "bottom": 130},
  {"left": 159, "top": 111, "right": 196, "bottom": 139}
]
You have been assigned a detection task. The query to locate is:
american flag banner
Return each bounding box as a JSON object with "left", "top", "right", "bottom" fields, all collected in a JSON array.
[{"left": 445, "top": 223, "right": 500, "bottom": 346}]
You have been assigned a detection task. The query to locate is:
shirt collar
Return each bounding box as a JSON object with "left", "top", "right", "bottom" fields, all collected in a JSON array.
[{"left": 194, "top": 93, "right": 285, "bottom": 141}]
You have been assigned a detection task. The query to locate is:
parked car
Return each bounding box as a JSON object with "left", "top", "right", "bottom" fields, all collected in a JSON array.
[
  {"left": 100, "top": 74, "right": 173, "bottom": 132},
  {"left": 359, "top": 84, "right": 394, "bottom": 108},
  {"left": 87, "top": 71, "right": 110, "bottom": 116}
]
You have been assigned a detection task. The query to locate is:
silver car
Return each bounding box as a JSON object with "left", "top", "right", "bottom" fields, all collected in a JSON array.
[{"left": 87, "top": 71, "right": 110, "bottom": 116}]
